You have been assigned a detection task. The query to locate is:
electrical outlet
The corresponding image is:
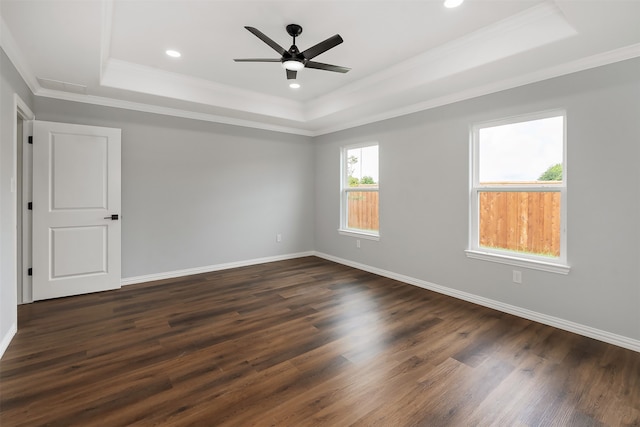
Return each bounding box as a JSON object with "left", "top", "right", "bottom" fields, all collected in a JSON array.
[
  {"left": 276, "top": 233, "right": 282, "bottom": 243},
  {"left": 512, "top": 270, "right": 522, "bottom": 284},
  {"left": 356, "top": 239, "right": 361, "bottom": 249}
]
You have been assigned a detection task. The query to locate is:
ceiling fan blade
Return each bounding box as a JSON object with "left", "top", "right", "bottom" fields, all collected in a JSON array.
[
  {"left": 244, "top": 26, "right": 287, "bottom": 56},
  {"left": 305, "top": 61, "right": 350, "bottom": 73},
  {"left": 301, "top": 34, "right": 343, "bottom": 60},
  {"left": 286, "top": 69, "right": 297, "bottom": 80},
  {"left": 234, "top": 58, "right": 281, "bottom": 62}
]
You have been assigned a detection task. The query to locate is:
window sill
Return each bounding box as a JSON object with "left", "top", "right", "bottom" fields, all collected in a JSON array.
[
  {"left": 338, "top": 229, "right": 380, "bottom": 241},
  {"left": 465, "top": 250, "right": 570, "bottom": 275}
]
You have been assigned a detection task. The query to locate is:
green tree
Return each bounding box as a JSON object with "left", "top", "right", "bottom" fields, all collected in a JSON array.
[
  {"left": 538, "top": 163, "right": 562, "bottom": 181},
  {"left": 347, "top": 155, "right": 358, "bottom": 176},
  {"left": 348, "top": 155, "right": 359, "bottom": 187},
  {"left": 360, "top": 176, "right": 375, "bottom": 184}
]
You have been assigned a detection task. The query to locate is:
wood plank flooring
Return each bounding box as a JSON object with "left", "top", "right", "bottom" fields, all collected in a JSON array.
[{"left": 1, "top": 256, "right": 639, "bottom": 426}]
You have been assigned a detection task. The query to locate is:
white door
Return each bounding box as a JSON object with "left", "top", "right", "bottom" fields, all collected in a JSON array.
[{"left": 32, "top": 121, "right": 121, "bottom": 301}]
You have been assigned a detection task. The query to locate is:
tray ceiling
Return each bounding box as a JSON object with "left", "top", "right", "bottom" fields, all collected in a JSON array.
[{"left": 1, "top": 0, "right": 639, "bottom": 135}]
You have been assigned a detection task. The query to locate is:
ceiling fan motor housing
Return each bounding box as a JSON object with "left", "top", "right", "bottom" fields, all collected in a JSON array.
[{"left": 286, "top": 24, "right": 303, "bottom": 38}]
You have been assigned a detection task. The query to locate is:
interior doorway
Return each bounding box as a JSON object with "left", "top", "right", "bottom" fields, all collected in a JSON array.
[
  {"left": 14, "top": 94, "right": 34, "bottom": 304},
  {"left": 16, "top": 115, "right": 23, "bottom": 303}
]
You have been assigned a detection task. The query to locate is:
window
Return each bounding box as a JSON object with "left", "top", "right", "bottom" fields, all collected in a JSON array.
[
  {"left": 340, "top": 143, "right": 379, "bottom": 238},
  {"left": 467, "top": 112, "right": 568, "bottom": 273}
]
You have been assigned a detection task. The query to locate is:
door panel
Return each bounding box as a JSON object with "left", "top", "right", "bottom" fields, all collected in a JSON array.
[
  {"left": 51, "top": 133, "right": 108, "bottom": 209},
  {"left": 33, "top": 121, "right": 121, "bottom": 301},
  {"left": 51, "top": 226, "right": 107, "bottom": 278}
]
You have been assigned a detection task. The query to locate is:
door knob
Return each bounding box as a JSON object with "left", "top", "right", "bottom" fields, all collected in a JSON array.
[{"left": 104, "top": 214, "right": 119, "bottom": 220}]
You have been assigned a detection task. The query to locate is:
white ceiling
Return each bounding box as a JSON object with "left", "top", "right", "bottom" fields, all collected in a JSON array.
[{"left": 1, "top": 0, "right": 639, "bottom": 136}]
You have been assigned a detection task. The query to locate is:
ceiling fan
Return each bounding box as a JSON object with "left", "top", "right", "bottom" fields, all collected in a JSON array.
[{"left": 234, "top": 24, "right": 350, "bottom": 82}]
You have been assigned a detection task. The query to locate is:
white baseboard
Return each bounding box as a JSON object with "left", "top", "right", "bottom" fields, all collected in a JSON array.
[
  {"left": 0, "top": 323, "right": 17, "bottom": 359},
  {"left": 118, "top": 250, "right": 640, "bottom": 353},
  {"left": 314, "top": 251, "right": 640, "bottom": 353},
  {"left": 120, "top": 251, "right": 315, "bottom": 286}
]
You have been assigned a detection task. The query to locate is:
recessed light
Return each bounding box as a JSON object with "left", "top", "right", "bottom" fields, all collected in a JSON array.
[
  {"left": 444, "top": 0, "right": 464, "bottom": 8},
  {"left": 166, "top": 50, "right": 181, "bottom": 58},
  {"left": 289, "top": 81, "right": 301, "bottom": 89}
]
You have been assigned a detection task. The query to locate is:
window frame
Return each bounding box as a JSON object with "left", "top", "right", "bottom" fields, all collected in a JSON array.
[
  {"left": 466, "top": 110, "right": 569, "bottom": 274},
  {"left": 339, "top": 142, "right": 380, "bottom": 240}
]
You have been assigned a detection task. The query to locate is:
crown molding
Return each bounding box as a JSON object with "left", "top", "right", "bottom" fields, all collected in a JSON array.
[
  {"left": 101, "top": 58, "right": 306, "bottom": 123},
  {"left": 304, "top": 1, "right": 577, "bottom": 122},
  {"left": 100, "top": 0, "right": 114, "bottom": 81},
  {"left": 3, "top": 4, "right": 639, "bottom": 138},
  {"left": 35, "top": 88, "right": 315, "bottom": 136},
  {"left": 0, "top": 15, "right": 39, "bottom": 94},
  {"left": 23, "top": 42, "right": 640, "bottom": 138},
  {"left": 312, "top": 42, "right": 640, "bottom": 136}
]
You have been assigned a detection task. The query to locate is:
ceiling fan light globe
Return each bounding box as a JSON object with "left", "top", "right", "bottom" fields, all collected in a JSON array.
[{"left": 282, "top": 60, "right": 304, "bottom": 71}]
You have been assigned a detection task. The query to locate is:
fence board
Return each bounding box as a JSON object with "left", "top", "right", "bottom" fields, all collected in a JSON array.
[
  {"left": 346, "top": 189, "right": 560, "bottom": 257},
  {"left": 348, "top": 191, "right": 379, "bottom": 232},
  {"left": 480, "top": 191, "right": 560, "bottom": 257}
]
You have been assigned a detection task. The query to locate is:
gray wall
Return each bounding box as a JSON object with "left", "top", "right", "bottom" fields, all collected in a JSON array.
[
  {"left": 2, "top": 48, "right": 639, "bottom": 355},
  {"left": 35, "top": 99, "right": 315, "bottom": 279},
  {"left": 314, "top": 58, "right": 640, "bottom": 341},
  {"left": 0, "top": 48, "right": 34, "bottom": 349}
]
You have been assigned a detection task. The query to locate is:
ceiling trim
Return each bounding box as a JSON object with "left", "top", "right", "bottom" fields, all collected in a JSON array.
[
  {"left": 97, "top": 1, "right": 577, "bottom": 127},
  {"left": 1, "top": 12, "right": 312, "bottom": 136},
  {"left": 314, "top": 42, "right": 640, "bottom": 136},
  {"left": 6, "top": 42, "right": 640, "bottom": 138},
  {"left": 3, "top": 7, "right": 640, "bottom": 137},
  {"left": 101, "top": 58, "right": 306, "bottom": 122},
  {"left": 100, "top": 0, "right": 306, "bottom": 124},
  {"left": 100, "top": 0, "right": 114, "bottom": 81},
  {"left": 305, "top": 1, "right": 577, "bottom": 121},
  {"left": 34, "top": 88, "right": 316, "bottom": 137},
  {"left": 0, "top": 15, "right": 39, "bottom": 94}
]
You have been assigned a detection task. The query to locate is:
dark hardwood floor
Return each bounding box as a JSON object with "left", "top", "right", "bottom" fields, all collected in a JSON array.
[{"left": 1, "top": 256, "right": 639, "bottom": 426}]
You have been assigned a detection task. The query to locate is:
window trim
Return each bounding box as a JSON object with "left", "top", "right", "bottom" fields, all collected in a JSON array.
[
  {"left": 467, "top": 110, "right": 569, "bottom": 273},
  {"left": 339, "top": 142, "right": 380, "bottom": 239}
]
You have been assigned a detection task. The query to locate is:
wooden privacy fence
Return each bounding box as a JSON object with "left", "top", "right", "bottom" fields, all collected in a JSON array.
[
  {"left": 347, "top": 189, "right": 561, "bottom": 257},
  {"left": 479, "top": 191, "right": 561, "bottom": 257},
  {"left": 348, "top": 191, "right": 379, "bottom": 232}
]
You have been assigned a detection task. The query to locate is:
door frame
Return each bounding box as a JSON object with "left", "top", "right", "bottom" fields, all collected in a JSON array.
[{"left": 14, "top": 94, "right": 34, "bottom": 304}]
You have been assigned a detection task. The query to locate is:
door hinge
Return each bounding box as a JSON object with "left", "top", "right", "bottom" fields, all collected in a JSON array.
[
  {"left": 28, "top": 202, "right": 32, "bottom": 210},
  {"left": 28, "top": 136, "right": 33, "bottom": 144},
  {"left": 28, "top": 268, "right": 32, "bottom": 276}
]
